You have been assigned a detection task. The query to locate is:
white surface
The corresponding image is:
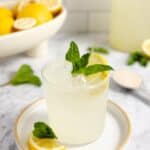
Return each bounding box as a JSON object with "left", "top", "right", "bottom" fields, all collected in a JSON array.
[
  {"left": 0, "top": 33, "right": 150, "bottom": 150},
  {"left": 61, "top": 12, "right": 88, "bottom": 33},
  {"left": 0, "top": 1, "right": 67, "bottom": 57},
  {"left": 15, "top": 99, "right": 131, "bottom": 150},
  {"left": 61, "top": 0, "right": 111, "bottom": 32},
  {"left": 65, "top": 0, "right": 111, "bottom": 11},
  {"left": 88, "top": 13, "right": 110, "bottom": 32}
]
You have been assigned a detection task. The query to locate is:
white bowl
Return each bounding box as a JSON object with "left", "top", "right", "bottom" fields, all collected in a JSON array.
[{"left": 0, "top": 1, "right": 67, "bottom": 57}]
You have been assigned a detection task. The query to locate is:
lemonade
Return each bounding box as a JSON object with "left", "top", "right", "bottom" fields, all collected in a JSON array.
[{"left": 42, "top": 42, "right": 111, "bottom": 145}]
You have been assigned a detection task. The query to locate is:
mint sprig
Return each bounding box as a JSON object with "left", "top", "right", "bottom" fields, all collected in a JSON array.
[
  {"left": 33, "top": 122, "right": 57, "bottom": 139},
  {"left": 66, "top": 41, "right": 113, "bottom": 76}
]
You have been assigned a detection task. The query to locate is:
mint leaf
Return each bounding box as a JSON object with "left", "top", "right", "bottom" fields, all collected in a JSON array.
[
  {"left": 33, "top": 122, "right": 57, "bottom": 139},
  {"left": 139, "top": 57, "right": 149, "bottom": 67},
  {"left": 83, "top": 64, "right": 113, "bottom": 76},
  {"left": 10, "top": 64, "right": 41, "bottom": 86},
  {"left": 79, "top": 53, "right": 90, "bottom": 68},
  {"left": 88, "top": 47, "right": 109, "bottom": 54},
  {"left": 72, "top": 53, "right": 90, "bottom": 74},
  {"left": 66, "top": 41, "right": 80, "bottom": 64}
]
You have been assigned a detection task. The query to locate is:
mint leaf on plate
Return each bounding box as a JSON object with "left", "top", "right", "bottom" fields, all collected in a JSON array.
[
  {"left": 83, "top": 64, "right": 113, "bottom": 76},
  {"left": 33, "top": 122, "right": 57, "bottom": 139},
  {"left": 10, "top": 64, "right": 41, "bottom": 86}
]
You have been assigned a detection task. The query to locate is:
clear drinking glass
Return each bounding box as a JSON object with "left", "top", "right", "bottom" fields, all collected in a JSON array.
[{"left": 42, "top": 61, "right": 109, "bottom": 145}]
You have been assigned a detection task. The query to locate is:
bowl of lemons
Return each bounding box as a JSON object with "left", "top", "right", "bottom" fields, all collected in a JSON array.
[{"left": 0, "top": 0, "right": 67, "bottom": 57}]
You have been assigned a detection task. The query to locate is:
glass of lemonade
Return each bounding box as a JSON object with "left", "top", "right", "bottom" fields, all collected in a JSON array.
[{"left": 42, "top": 46, "right": 110, "bottom": 145}]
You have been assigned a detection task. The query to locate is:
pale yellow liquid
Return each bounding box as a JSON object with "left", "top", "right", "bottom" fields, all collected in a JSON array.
[
  {"left": 110, "top": 0, "right": 150, "bottom": 52},
  {"left": 43, "top": 61, "right": 109, "bottom": 145}
]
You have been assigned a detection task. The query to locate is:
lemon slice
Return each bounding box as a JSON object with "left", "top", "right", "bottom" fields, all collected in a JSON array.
[
  {"left": 86, "top": 53, "right": 109, "bottom": 95},
  {"left": 38, "top": 0, "right": 62, "bottom": 15},
  {"left": 28, "top": 134, "right": 66, "bottom": 150},
  {"left": 142, "top": 39, "right": 150, "bottom": 57},
  {"left": 14, "top": 17, "right": 36, "bottom": 30},
  {"left": 87, "top": 53, "right": 109, "bottom": 82}
]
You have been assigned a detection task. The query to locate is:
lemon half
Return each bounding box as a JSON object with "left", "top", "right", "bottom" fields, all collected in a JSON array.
[{"left": 28, "top": 134, "right": 66, "bottom": 150}]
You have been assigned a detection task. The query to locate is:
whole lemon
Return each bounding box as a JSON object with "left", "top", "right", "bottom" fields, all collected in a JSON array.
[
  {"left": 17, "top": 3, "right": 53, "bottom": 25},
  {"left": 0, "top": 17, "right": 14, "bottom": 35},
  {"left": 0, "top": 7, "right": 13, "bottom": 18}
]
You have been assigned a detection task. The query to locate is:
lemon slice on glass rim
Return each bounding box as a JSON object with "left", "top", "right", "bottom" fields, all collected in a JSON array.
[
  {"left": 28, "top": 134, "right": 66, "bottom": 150},
  {"left": 142, "top": 39, "right": 150, "bottom": 57},
  {"left": 86, "top": 53, "right": 110, "bottom": 95},
  {"left": 87, "top": 53, "right": 109, "bottom": 82}
]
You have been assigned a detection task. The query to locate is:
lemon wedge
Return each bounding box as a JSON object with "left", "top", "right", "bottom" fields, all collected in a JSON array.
[
  {"left": 14, "top": 17, "right": 36, "bottom": 30},
  {"left": 28, "top": 134, "right": 66, "bottom": 150},
  {"left": 142, "top": 39, "right": 150, "bottom": 57}
]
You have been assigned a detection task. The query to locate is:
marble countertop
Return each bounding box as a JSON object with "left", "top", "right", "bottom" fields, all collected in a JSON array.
[{"left": 0, "top": 33, "right": 150, "bottom": 150}]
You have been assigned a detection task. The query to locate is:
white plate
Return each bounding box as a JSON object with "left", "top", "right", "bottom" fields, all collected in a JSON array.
[{"left": 14, "top": 98, "right": 132, "bottom": 150}]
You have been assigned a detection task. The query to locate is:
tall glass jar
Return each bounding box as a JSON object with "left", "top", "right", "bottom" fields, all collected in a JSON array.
[{"left": 109, "top": 0, "right": 150, "bottom": 52}]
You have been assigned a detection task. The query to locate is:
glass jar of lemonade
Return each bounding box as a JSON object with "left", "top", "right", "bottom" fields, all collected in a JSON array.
[
  {"left": 42, "top": 54, "right": 110, "bottom": 145},
  {"left": 109, "top": 0, "right": 150, "bottom": 52}
]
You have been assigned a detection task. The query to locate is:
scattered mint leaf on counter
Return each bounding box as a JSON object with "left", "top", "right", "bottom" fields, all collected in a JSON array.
[
  {"left": 88, "top": 47, "right": 109, "bottom": 54},
  {"left": 0, "top": 64, "right": 42, "bottom": 87},
  {"left": 33, "top": 122, "right": 57, "bottom": 139},
  {"left": 83, "top": 64, "right": 113, "bottom": 76},
  {"left": 10, "top": 64, "right": 41, "bottom": 86},
  {"left": 127, "top": 51, "right": 149, "bottom": 67},
  {"left": 139, "top": 57, "right": 149, "bottom": 66},
  {"left": 66, "top": 41, "right": 113, "bottom": 76}
]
